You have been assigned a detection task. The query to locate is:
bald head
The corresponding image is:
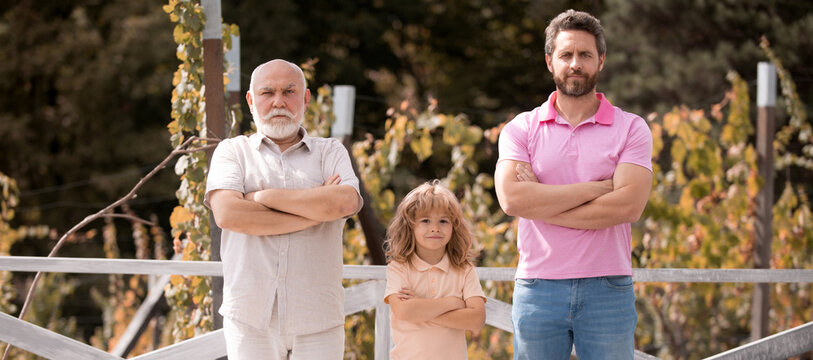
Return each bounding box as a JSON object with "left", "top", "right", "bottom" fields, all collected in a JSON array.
[{"left": 249, "top": 59, "right": 307, "bottom": 96}]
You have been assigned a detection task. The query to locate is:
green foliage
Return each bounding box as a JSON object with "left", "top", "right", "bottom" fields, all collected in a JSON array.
[
  {"left": 636, "top": 64, "right": 813, "bottom": 358},
  {"left": 163, "top": 0, "right": 239, "bottom": 342}
]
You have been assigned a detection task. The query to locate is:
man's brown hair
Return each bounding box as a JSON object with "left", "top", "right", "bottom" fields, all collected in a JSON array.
[{"left": 545, "top": 9, "right": 606, "bottom": 56}]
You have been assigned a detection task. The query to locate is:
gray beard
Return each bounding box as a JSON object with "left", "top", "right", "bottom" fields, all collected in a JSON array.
[{"left": 251, "top": 107, "right": 302, "bottom": 139}]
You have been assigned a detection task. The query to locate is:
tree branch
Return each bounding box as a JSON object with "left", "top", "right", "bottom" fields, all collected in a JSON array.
[{"left": 2, "top": 136, "right": 219, "bottom": 360}]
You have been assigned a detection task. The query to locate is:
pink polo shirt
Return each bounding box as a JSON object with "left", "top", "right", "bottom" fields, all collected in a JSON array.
[
  {"left": 498, "top": 92, "right": 653, "bottom": 279},
  {"left": 384, "top": 254, "right": 486, "bottom": 360}
]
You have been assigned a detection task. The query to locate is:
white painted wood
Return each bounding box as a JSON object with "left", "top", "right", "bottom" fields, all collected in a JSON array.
[
  {"left": 343, "top": 264, "right": 386, "bottom": 279},
  {"left": 757, "top": 62, "right": 777, "bottom": 107},
  {"left": 0, "top": 311, "right": 121, "bottom": 360},
  {"left": 484, "top": 296, "right": 513, "bottom": 333},
  {"left": 703, "top": 321, "right": 813, "bottom": 359},
  {"left": 344, "top": 280, "right": 381, "bottom": 315},
  {"left": 201, "top": 0, "right": 221, "bottom": 40},
  {"left": 331, "top": 85, "right": 356, "bottom": 139},
  {"left": 129, "top": 329, "right": 226, "bottom": 360},
  {"left": 476, "top": 266, "right": 517, "bottom": 281},
  {"left": 111, "top": 274, "right": 170, "bottom": 357},
  {"left": 374, "top": 281, "right": 393, "bottom": 360},
  {"left": 635, "top": 349, "right": 662, "bottom": 359},
  {"left": 0, "top": 256, "right": 221, "bottom": 276},
  {"left": 3, "top": 257, "right": 813, "bottom": 283},
  {"left": 632, "top": 268, "right": 813, "bottom": 283}
]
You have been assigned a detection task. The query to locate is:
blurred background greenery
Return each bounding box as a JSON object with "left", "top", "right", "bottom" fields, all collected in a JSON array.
[{"left": 1, "top": 0, "right": 811, "bottom": 358}]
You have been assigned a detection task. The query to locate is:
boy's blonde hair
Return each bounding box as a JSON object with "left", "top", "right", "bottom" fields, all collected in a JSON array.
[{"left": 384, "top": 180, "right": 477, "bottom": 268}]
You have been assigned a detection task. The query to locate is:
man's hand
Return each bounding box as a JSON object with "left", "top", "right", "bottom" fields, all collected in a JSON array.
[
  {"left": 515, "top": 162, "right": 539, "bottom": 182},
  {"left": 496, "top": 159, "right": 614, "bottom": 219},
  {"left": 324, "top": 174, "right": 341, "bottom": 185},
  {"left": 515, "top": 163, "right": 613, "bottom": 192},
  {"left": 209, "top": 189, "right": 320, "bottom": 235},
  {"left": 245, "top": 174, "right": 342, "bottom": 203}
]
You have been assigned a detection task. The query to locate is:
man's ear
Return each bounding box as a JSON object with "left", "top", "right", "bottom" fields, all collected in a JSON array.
[
  {"left": 598, "top": 53, "right": 606, "bottom": 72},
  {"left": 246, "top": 90, "right": 254, "bottom": 107},
  {"left": 545, "top": 54, "right": 554, "bottom": 73},
  {"left": 304, "top": 88, "right": 311, "bottom": 107}
]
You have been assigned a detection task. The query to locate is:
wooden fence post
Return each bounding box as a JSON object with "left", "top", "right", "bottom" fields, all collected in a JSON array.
[
  {"left": 332, "top": 85, "right": 388, "bottom": 265},
  {"left": 752, "top": 61, "right": 776, "bottom": 341}
]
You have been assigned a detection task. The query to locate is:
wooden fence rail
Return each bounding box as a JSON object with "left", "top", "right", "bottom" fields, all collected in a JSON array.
[{"left": 1, "top": 256, "right": 812, "bottom": 359}]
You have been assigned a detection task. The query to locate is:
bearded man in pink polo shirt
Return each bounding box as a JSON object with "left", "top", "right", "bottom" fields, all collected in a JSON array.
[{"left": 495, "top": 9, "right": 653, "bottom": 360}]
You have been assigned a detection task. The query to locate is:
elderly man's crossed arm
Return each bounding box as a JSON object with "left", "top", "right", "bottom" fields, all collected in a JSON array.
[{"left": 209, "top": 174, "right": 359, "bottom": 236}]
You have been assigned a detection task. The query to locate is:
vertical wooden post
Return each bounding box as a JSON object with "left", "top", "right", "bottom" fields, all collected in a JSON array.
[
  {"left": 752, "top": 61, "right": 776, "bottom": 341},
  {"left": 332, "top": 86, "right": 387, "bottom": 265},
  {"left": 374, "top": 280, "right": 393, "bottom": 360},
  {"left": 202, "top": 0, "right": 225, "bottom": 339}
]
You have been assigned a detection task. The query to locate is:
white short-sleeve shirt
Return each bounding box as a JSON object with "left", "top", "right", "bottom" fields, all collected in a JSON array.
[{"left": 205, "top": 129, "right": 362, "bottom": 335}]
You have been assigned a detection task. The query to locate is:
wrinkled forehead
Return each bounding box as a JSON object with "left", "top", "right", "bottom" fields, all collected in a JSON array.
[{"left": 252, "top": 61, "right": 306, "bottom": 91}]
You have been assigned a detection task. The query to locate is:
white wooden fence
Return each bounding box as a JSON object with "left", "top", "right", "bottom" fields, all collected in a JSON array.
[{"left": 1, "top": 256, "right": 812, "bottom": 359}]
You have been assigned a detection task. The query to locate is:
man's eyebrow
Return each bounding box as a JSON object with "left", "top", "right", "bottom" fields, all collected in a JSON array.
[{"left": 257, "top": 84, "right": 297, "bottom": 92}]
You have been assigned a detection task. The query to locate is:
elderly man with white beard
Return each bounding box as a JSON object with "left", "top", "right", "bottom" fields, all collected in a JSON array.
[{"left": 205, "top": 59, "right": 363, "bottom": 360}]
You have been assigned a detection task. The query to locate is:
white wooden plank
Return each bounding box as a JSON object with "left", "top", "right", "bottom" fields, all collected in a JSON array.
[
  {"left": 374, "top": 281, "right": 393, "bottom": 360},
  {"left": 0, "top": 311, "right": 121, "bottom": 360},
  {"left": 343, "top": 264, "right": 386, "bottom": 279},
  {"left": 476, "top": 267, "right": 516, "bottom": 281},
  {"left": 703, "top": 321, "right": 813, "bottom": 359},
  {"left": 633, "top": 268, "right": 813, "bottom": 283},
  {"left": 111, "top": 275, "right": 170, "bottom": 357},
  {"left": 635, "top": 349, "right": 661, "bottom": 359},
  {"left": 129, "top": 329, "right": 226, "bottom": 360},
  {"left": 3, "top": 257, "right": 813, "bottom": 283},
  {"left": 344, "top": 280, "right": 381, "bottom": 315},
  {"left": 0, "top": 256, "right": 221, "bottom": 276},
  {"left": 484, "top": 296, "right": 513, "bottom": 333}
]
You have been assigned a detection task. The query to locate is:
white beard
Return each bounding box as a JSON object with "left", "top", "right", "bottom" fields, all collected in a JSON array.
[{"left": 252, "top": 106, "right": 302, "bottom": 139}]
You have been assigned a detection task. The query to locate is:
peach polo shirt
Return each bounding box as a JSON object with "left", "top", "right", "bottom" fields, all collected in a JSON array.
[{"left": 384, "top": 254, "right": 486, "bottom": 360}]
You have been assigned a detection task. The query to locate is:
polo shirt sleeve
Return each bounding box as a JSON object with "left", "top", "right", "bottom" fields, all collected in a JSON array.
[
  {"left": 462, "top": 265, "right": 486, "bottom": 302},
  {"left": 497, "top": 112, "right": 531, "bottom": 164},
  {"left": 322, "top": 139, "right": 364, "bottom": 214},
  {"left": 384, "top": 261, "right": 409, "bottom": 304},
  {"left": 204, "top": 139, "right": 245, "bottom": 208},
  {"left": 619, "top": 117, "right": 654, "bottom": 172}
]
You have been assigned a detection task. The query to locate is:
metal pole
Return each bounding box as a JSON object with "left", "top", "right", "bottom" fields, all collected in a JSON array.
[{"left": 752, "top": 61, "right": 776, "bottom": 341}]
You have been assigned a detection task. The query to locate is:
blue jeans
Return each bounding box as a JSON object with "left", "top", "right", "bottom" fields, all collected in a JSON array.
[{"left": 512, "top": 276, "right": 637, "bottom": 360}]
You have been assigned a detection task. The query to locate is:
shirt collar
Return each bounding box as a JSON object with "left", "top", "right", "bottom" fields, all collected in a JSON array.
[
  {"left": 540, "top": 91, "right": 615, "bottom": 125},
  {"left": 249, "top": 126, "right": 313, "bottom": 152},
  {"left": 410, "top": 253, "right": 451, "bottom": 273}
]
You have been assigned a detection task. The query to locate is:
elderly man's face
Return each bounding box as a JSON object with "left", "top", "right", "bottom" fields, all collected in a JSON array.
[{"left": 248, "top": 61, "right": 310, "bottom": 139}]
